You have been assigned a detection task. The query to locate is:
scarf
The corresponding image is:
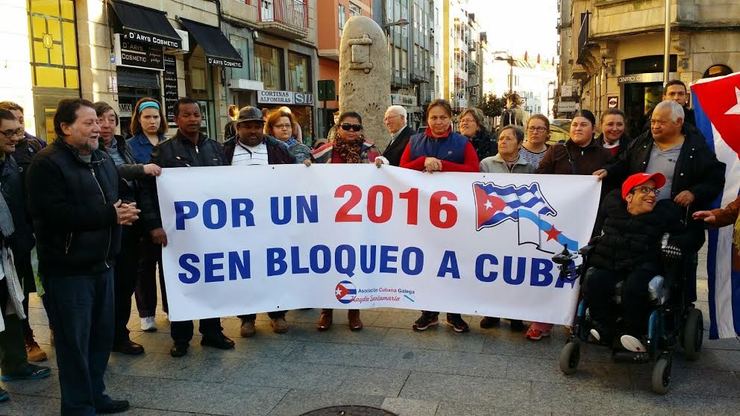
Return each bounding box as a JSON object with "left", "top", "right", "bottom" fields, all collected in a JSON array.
[
  {"left": 333, "top": 134, "right": 363, "bottom": 164},
  {"left": 0, "top": 187, "right": 14, "bottom": 239}
]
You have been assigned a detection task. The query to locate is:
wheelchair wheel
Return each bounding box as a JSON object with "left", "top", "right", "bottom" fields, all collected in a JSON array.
[
  {"left": 559, "top": 341, "right": 580, "bottom": 375},
  {"left": 651, "top": 356, "right": 672, "bottom": 395},
  {"left": 682, "top": 308, "right": 703, "bottom": 361}
]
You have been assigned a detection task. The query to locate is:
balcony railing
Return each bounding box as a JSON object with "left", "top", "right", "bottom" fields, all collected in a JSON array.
[{"left": 257, "top": 0, "right": 308, "bottom": 39}]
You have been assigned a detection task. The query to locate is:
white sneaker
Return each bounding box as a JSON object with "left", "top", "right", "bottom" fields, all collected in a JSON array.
[
  {"left": 141, "top": 316, "right": 157, "bottom": 332},
  {"left": 589, "top": 328, "right": 601, "bottom": 342},
  {"left": 620, "top": 335, "right": 646, "bottom": 352}
]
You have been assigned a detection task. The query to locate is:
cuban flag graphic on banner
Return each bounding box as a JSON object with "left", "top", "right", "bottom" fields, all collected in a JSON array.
[
  {"left": 691, "top": 72, "right": 740, "bottom": 339},
  {"left": 474, "top": 182, "right": 579, "bottom": 253}
]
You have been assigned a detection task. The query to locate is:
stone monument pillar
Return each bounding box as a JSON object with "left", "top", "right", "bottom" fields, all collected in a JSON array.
[{"left": 338, "top": 16, "right": 391, "bottom": 151}]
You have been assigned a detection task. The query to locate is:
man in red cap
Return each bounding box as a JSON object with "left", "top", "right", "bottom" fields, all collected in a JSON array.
[{"left": 584, "top": 172, "right": 684, "bottom": 352}]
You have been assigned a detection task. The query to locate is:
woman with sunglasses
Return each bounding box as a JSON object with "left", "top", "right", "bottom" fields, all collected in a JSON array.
[
  {"left": 526, "top": 109, "right": 612, "bottom": 341},
  {"left": 398, "top": 99, "right": 479, "bottom": 333},
  {"left": 312, "top": 111, "right": 379, "bottom": 331},
  {"left": 265, "top": 109, "right": 311, "bottom": 163},
  {"left": 519, "top": 114, "right": 550, "bottom": 168}
]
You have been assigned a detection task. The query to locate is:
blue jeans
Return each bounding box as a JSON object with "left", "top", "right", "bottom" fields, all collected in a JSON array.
[{"left": 43, "top": 270, "right": 115, "bottom": 416}]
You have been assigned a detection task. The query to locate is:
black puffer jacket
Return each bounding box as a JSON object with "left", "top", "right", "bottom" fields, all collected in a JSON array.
[
  {"left": 139, "top": 132, "right": 224, "bottom": 231},
  {"left": 590, "top": 190, "right": 683, "bottom": 272},
  {"left": 27, "top": 140, "right": 121, "bottom": 277},
  {"left": 0, "top": 155, "right": 35, "bottom": 254}
]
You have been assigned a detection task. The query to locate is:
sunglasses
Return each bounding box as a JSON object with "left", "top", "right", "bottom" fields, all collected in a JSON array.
[{"left": 340, "top": 123, "right": 363, "bottom": 132}]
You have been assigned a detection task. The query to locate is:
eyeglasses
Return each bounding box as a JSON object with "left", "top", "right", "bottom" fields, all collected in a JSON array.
[
  {"left": 274, "top": 123, "right": 292, "bottom": 129},
  {"left": 0, "top": 128, "right": 24, "bottom": 138},
  {"left": 527, "top": 126, "right": 547, "bottom": 132},
  {"left": 340, "top": 123, "right": 363, "bottom": 132},
  {"left": 633, "top": 186, "right": 660, "bottom": 196}
]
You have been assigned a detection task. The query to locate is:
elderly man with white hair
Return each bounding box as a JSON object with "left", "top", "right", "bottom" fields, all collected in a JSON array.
[
  {"left": 594, "top": 99, "right": 725, "bottom": 304},
  {"left": 376, "top": 105, "right": 412, "bottom": 166}
]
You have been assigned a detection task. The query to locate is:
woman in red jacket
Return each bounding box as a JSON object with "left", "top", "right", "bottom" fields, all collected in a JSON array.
[{"left": 399, "top": 99, "right": 479, "bottom": 333}]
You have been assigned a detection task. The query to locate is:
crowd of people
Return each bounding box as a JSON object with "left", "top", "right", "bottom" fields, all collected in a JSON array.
[{"left": 0, "top": 77, "right": 735, "bottom": 415}]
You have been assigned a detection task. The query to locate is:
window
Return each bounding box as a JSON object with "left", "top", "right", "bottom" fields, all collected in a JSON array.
[
  {"left": 394, "top": 47, "right": 401, "bottom": 78},
  {"left": 288, "top": 52, "right": 310, "bottom": 92},
  {"left": 28, "top": 0, "right": 79, "bottom": 89},
  {"left": 254, "top": 43, "right": 283, "bottom": 90},
  {"left": 261, "top": 0, "right": 274, "bottom": 21},
  {"left": 338, "top": 5, "right": 346, "bottom": 29},
  {"left": 349, "top": 2, "right": 361, "bottom": 17},
  {"left": 229, "top": 34, "right": 251, "bottom": 80},
  {"left": 401, "top": 49, "right": 407, "bottom": 79}
]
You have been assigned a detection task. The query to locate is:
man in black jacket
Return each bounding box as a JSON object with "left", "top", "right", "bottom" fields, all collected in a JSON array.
[
  {"left": 639, "top": 80, "right": 696, "bottom": 133},
  {"left": 27, "top": 98, "right": 139, "bottom": 415},
  {"left": 377, "top": 105, "right": 413, "bottom": 166},
  {"left": 594, "top": 100, "right": 726, "bottom": 303},
  {"left": 139, "top": 97, "right": 234, "bottom": 358}
]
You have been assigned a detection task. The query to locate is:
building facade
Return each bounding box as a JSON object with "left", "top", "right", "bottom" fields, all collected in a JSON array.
[
  {"left": 558, "top": 0, "right": 740, "bottom": 134},
  {"left": 4, "top": 0, "right": 320, "bottom": 142}
]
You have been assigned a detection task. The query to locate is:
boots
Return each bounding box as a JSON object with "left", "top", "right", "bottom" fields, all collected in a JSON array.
[
  {"left": 24, "top": 328, "right": 47, "bottom": 362},
  {"left": 317, "top": 309, "right": 333, "bottom": 331},
  {"left": 348, "top": 309, "right": 363, "bottom": 331}
]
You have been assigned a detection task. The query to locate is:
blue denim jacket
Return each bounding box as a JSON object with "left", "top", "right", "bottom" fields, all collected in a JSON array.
[{"left": 126, "top": 133, "right": 164, "bottom": 164}]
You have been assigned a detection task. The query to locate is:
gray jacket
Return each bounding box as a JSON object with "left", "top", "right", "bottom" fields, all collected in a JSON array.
[{"left": 480, "top": 153, "right": 536, "bottom": 174}]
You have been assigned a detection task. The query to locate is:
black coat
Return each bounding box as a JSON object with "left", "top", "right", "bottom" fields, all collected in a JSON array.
[
  {"left": 223, "top": 135, "right": 295, "bottom": 165},
  {"left": 0, "top": 155, "right": 35, "bottom": 254},
  {"left": 381, "top": 126, "right": 413, "bottom": 166},
  {"left": 604, "top": 126, "right": 725, "bottom": 250},
  {"left": 469, "top": 128, "right": 498, "bottom": 161},
  {"left": 139, "top": 132, "right": 224, "bottom": 231},
  {"left": 590, "top": 190, "right": 683, "bottom": 273},
  {"left": 27, "top": 140, "right": 121, "bottom": 277}
]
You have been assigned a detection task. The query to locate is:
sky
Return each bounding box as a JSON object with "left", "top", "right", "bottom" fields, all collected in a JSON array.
[{"left": 467, "top": 0, "right": 560, "bottom": 60}]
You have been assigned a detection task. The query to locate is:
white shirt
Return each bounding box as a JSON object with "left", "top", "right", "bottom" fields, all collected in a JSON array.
[{"left": 231, "top": 141, "right": 269, "bottom": 166}]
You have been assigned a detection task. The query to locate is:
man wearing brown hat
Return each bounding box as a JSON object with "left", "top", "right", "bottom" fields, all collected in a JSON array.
[{"left": 223, "top": 106, "right": 295, "bottom": 336}]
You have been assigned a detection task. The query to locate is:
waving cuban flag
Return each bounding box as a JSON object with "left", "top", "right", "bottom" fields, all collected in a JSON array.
[{"left": 691, "top": 72, "right": 740, "bottom": 339}]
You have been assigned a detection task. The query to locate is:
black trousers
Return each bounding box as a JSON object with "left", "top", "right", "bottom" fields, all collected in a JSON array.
[
  {"left": 113, "top": 227, "right": 140, "bottom": 344},
  {"left": 15, "top": 250, "right": 36, "bottom": 341},
  {"left": 0, "top": 279, "right": 28, "bottom": 374},
  {"left": 43, "top": 270, "right": 115, "bottom": 416},
  {"left": 583, "top": 266, "right": 657, "bottom": 337},
  {"left": 134, "top": 237, "right": 165, "bottom": 317}
]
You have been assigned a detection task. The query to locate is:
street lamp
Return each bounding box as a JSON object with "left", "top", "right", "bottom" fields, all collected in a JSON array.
[
  {"left": 493, "top": 51, "right": 515, "bottom": 94},
  {"left": 384, "top": 18, "right": 409, "bottom": 31}
]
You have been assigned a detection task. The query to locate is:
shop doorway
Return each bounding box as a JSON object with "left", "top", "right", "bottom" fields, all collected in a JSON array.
[
  {"left": 623, "top": 82, "right": 662, "bottom": 136},
  {"left": 117, "top": 68, "right": 161, "bottom": 137}
]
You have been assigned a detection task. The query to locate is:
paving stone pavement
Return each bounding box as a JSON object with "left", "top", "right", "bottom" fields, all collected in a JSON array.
[{"left": 2, "top": 251, "right": 738, "bottom": 415}]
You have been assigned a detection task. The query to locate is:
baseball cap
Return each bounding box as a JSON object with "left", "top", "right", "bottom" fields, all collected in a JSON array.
[
  {"left": 621, "top": 172, "right": 667, "bottom": 200},
  {"left": 235, "top": 106, "right": 263, "bottom": 124}
]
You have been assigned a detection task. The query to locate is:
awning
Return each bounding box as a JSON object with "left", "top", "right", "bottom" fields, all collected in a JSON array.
[
  {"left": 179, "top": 18, "right": 243, "bottom": 68},
  {"left": 108, "top": 0, "right": 182, "bottom": 50}
]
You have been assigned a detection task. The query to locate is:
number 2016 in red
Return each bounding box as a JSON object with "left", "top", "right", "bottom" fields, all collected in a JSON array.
[{"left": 334, "top": 184, "right": 458, "bottom": 228}]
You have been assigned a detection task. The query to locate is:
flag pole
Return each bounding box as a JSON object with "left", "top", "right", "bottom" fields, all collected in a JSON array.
[{"left": 663, "top": 0, "right": 671, "bottom": 84}]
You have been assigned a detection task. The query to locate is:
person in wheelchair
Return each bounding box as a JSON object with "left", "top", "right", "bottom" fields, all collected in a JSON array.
[{"left": 584, "top": 172, "right": 685, "bottom": 353}]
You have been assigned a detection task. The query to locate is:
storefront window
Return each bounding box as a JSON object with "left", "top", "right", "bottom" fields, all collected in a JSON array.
[
  {"left": 229, "top": 34, "right": 251, "bottom": 80},
  {"left": 288, "top": 52, "right": 310, "bottom": 93},
  {"left": 254, "top": 43, "right": 283, "bottom": 90},
  {"left": 28, "top": 0, "right": 79, "bottom": 89}
]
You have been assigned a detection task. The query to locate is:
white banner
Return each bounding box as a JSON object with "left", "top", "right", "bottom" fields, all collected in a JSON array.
[{"left": 157, "top": 165, "right": 601, "bottom": 324}]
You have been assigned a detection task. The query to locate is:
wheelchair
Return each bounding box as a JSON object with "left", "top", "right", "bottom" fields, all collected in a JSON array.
[{"left": 554, "top": 234, "right": 703, "bottom": 394}]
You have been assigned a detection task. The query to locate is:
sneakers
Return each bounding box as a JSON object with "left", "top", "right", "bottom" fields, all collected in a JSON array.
[
  {"left": 240, "top": 319, "right": 257, "bottom": 338},
  {"left": 140, "top": 316, "right": 157, "bottom": 332},
  {"left": 412, "top": 312, "right": 439, "bottom": 331},
  {"left": 1, "top": 363, "right": 52, "bottom": 382},
  {"left": 271, "top": 317, "right": 289, "bottom": 334},
  {"left": 479, "top": 316, "right": 500, "bottom": 329},
  {"left": 620, "top": 335, "right": 647, "bottom": 353},
  {"left": 525, "top": 323, "right": 552, "bottom": 341},
  {"left": 201, "top": 333, "right": 235, "bottom": 350},
  {"left": 446, "top": 314, "right": 470, "bottom": 333},
  {"left": 25, "top": 341, "right": 48, "bottom": 362}
]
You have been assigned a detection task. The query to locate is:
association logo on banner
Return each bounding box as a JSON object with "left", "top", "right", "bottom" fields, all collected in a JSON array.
[
  {"left": 335, "top": 280, "right": 357, "bottom": 304},
  {"left": 473, "top": 181, "right": 580, "bottom": 254}
]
